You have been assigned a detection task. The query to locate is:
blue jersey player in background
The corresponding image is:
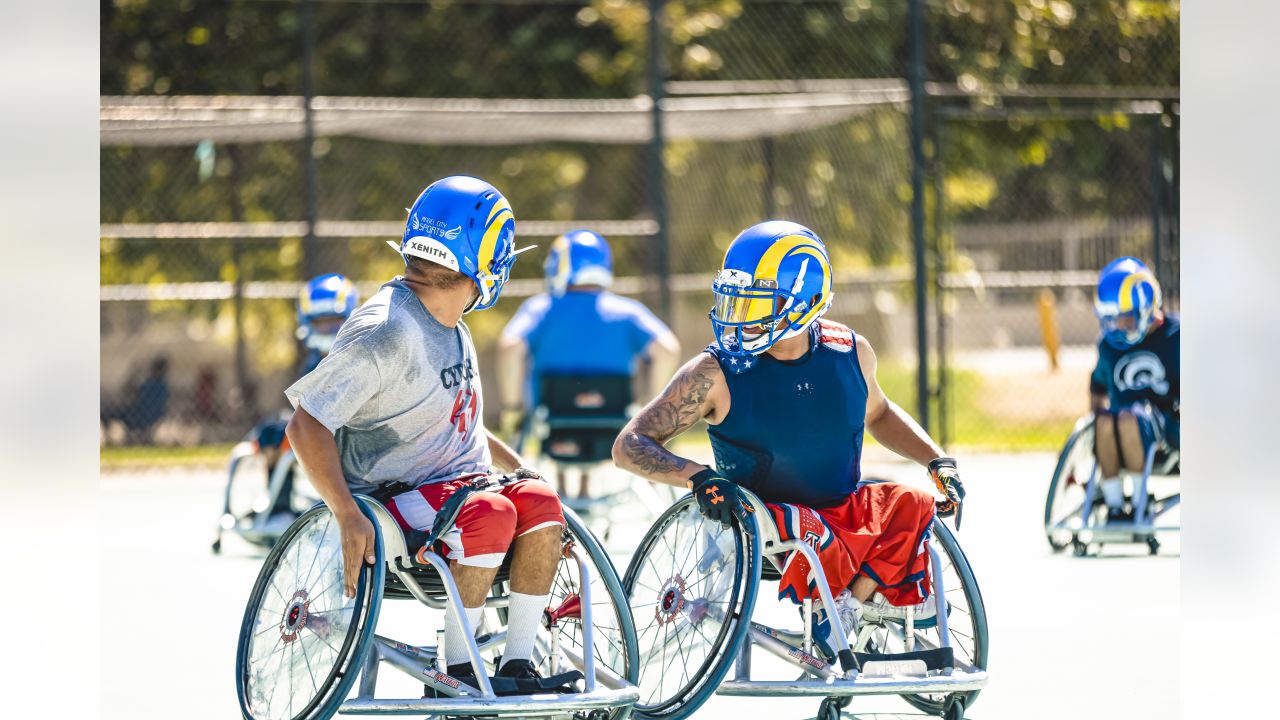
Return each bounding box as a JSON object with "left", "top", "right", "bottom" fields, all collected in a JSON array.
[
  {"left": 1089, "top": 257, "right": 1179, "bottom": 522},
  {"left": 497, "top": 230, "right": 681, "bottom": 501}
]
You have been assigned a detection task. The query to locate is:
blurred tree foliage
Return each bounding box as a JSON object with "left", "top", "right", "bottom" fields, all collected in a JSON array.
[{"left": 101, "top": 0, "right": 1178, "bottom": 369}]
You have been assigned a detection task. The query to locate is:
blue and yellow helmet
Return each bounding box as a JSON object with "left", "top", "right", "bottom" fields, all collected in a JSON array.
[
  {"left": 391, "top": 175, "right": 530, "bottom": 313},
  {"left": 544, "top": 229, "right": 613, "bottom": 296},
  {"left": 1095, "top": 256, "right": 1162, "bottom": 349},
  {"left": 297, "top": 273, "right": 359, "bottom": 354},
  {"left": 710, "top": 220, "right": 834, "bottom": 357}
]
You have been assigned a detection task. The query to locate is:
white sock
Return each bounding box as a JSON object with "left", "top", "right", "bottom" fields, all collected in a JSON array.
[
  {"left": 444, "top": 605, "right": 485, "bottom": 667},
  {"left": 1100, "top": 476, "right": 1125, "bottom": 510},
  {"left": 503, "top": 592, "right": 550, "bottom": 664}
]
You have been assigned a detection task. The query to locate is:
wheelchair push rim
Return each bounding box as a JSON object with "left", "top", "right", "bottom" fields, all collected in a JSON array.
[
  {"left": 236, "top": 502, "right": 384, "bottom": 720},
  {"left": 1044, "top": 416, "right": 1096, "bottom": 551},
  {"left": 622, "top": 495, "right": 760, "bottom": 720},
  {"left": 886, "top": 519, "right": 988, "bottom": 715}
]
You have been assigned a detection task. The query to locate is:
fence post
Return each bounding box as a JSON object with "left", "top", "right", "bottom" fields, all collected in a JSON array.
[
  {"left": 932, "top": 115, "right": 949, "bottom": 446},
  {"left": 301, "top": 0, "right": 319, "bottom": 282},
  {"left": 646, "top": 0, "right": 672, "bottom": 323},
  {"left": 1149, "top": 111, "right": 1164, "bottom": 291},
  {"left": 227, "top": 145, "right": 252, "bottom": 425},
  {"left": 908, "top": 0, "right": 930, "bottom": 431},
  {"left": 762, "top": 135, "right": 776, "bottom": 218}
]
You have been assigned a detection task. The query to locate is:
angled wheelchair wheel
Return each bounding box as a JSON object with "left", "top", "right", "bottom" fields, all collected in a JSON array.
[
  {"left": 537, "top": 507, "right": 640, "bottom": 717},
  {"left": 880, "top": 519, "right": 988, "bottom": 716},
  {"left": 1045, "top": 417, "right": 1096, "bottom": 551},
  {"left": 236, "top": 501, "right": 384, "bottom": 720},
  {"left": 623, "top": 496, "right": 761, "bottom": 720}
]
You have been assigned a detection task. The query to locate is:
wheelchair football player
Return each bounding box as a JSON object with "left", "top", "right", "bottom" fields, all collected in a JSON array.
[
  {"left": 1044, "top": 257, "right": 1180, "bottom": 557},
  {"left": 235, "top": 472, "right": 640, "bottom": 720}
]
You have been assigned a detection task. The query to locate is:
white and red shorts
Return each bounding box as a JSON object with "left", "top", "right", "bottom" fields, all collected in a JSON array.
[{"left": 385, "top": 475, "right": 564, "bottom": 568}]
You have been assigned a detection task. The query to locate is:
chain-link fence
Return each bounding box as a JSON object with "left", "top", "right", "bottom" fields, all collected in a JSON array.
[{"left": 100, "top": 0, "right": 1178, "bottom": 457}]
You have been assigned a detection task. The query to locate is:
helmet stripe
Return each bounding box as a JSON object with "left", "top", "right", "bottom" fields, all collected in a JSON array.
[
  {"left": 1117, "top": 270, "right": 1158, "bottom": 313},
  {"left": 478, "top": 202, "right": 514, "bottom": 275}
]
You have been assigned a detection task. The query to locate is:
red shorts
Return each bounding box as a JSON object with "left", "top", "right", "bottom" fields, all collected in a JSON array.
[
  {"left": 385, "top": 475, "right": 564, "bottom": 568},
  {"left": 768, "top": 481, "right": 935, "bottom": 607}
]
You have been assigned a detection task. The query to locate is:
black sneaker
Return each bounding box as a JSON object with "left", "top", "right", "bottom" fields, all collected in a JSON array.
[
  {"left": 424, "top": 662, "right": 483, "bottom": 698},
  {"left": 494, "top": 659, "right": 583, "bottom": 695},
  {"left": 1106, "top": 506, "right": 1134, "bottom": 524}
]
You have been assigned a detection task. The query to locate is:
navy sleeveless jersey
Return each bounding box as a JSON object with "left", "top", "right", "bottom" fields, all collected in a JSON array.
[
  {"left": 1090, "top": 313, "right": 1180, "bottom": 418},
  {"left": 705, "top": 319, "right": 868, "bottom": 509}
]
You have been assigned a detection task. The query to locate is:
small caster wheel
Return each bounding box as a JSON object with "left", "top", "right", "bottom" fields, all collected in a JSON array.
[
  {"left": 818, "top": 696, "right": 847, "bottom": 720},
  {"left": 1147, "top": 537, "right": 1160, "bottom": 555},
  {"left": 943, "top": 694, "right": 966, "bottom": 720},
  {"left": 211, "top": 539, "right": 222, "bottom": 554},
  {"left": 1071, "top": 539, "right": 1089, "bottom": 557}
]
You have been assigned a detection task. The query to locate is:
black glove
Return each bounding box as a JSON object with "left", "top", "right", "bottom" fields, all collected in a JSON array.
[
  {"left": 690, "top": 468, "right": 752, "bottom": 528},
  {"left": 928, "top": 457, "right": 965, "bottom": 524}
]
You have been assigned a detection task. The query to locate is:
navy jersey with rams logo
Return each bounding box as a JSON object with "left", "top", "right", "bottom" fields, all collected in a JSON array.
[
  {"left": 705, "top": 319, "right": 867, "bottom": 509},
  {"left": 1090, "top": 313, "right": 1179, "bottom": 418}
]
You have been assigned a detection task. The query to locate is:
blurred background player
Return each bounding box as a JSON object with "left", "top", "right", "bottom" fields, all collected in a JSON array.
[
  {"left": 256, "top": 274, "right": 359, "bottom": 513},
  {"left": 1089, "top": 257, "right": 1179, "bottom": 523},
  {"left": 497, "top": 230, "right": 680, "bottom": 504}
]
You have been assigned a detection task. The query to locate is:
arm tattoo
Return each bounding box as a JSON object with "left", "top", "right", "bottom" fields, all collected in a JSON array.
[{"left": 619, "top": 356, "right": 717, "bottom": 476}]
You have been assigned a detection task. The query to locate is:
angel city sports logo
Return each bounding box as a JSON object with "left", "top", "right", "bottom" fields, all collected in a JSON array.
[
  {"left": 1113, "top": 351, "right": 1169, "bottom": 395},
  {"left": 409, "top": 213, "right": 462, "bottom": 240}
]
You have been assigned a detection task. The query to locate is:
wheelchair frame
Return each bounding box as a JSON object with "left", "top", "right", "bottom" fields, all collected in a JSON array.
[
  {"left": 236, "top": 488, "right": 641, "bottom": 720},
  {"left": 625, "top": 489, "right": 988, "bottom": 720},
  {"left": 1044, "top": 414, "right": 1181, "bottom": 556},
  {"left": 214, "top": 445, "right": 320, "bottom": 553},
  {"left": 722, "top": 493, "right": 986, "bottom": 699}
]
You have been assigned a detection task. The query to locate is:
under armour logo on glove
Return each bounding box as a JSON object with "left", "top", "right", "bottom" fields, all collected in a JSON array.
[{"left": 691, "top": 469, "right": 753, "bottom": 528}]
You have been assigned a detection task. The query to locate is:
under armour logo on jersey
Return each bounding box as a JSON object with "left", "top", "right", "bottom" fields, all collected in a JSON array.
[
  {"left": 1114, "top": 352, "right": 1169, "bottom": 395},
  {"left": 450, "top": 387, "right": 478, "bottom": 434},
  {"left": 796, "top": 382, "right": 814, "bottom": 395}
]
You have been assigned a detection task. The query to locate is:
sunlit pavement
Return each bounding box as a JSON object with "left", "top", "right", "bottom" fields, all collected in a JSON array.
[{"left": 102, "top": 451, "right": 1176, "bottom": 720}]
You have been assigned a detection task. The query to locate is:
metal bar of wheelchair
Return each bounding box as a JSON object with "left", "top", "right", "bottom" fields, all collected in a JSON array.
[
  {"left": 414, "top": 549, "right": 498, "bottom": 697},
  {"left": 764, "top": 538, "right": 859, "bottom": 676},
  {"left": 1132, "top": 441, "right": 1158, "bottom": 524},
  {"left": 928, "top": 536, "right": 952, "bottom": 655},
  {"left": 568, "top": 541, "right": 598, "bottom": 693}
]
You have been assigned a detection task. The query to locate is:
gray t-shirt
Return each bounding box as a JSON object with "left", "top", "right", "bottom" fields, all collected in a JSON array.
[{"left": 285, "top": 278, "right": 491, "bottom": 494}]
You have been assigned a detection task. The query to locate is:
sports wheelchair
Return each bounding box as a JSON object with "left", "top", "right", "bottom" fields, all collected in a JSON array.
[
  {"left": 1044, "top": 414, "right": 1181, "bottom": 556},
  {"left": 214, "top": 416, "right": 321, "bottom": 554},
  {"left": 517, "top": 374, "right": 677, "bottom": 543},
  {"left": 621, "top": 484, "right": 988, "bottom": 720},
  {"left": 235, "top": 473, "right": 641, "bottom": 720}
]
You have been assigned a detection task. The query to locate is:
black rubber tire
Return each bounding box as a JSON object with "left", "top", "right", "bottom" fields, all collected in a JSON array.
[
  {"left": 623, "top": 496, "right": 761, "bottom": 720},
  {"left": 235, "top": 500, "right": 384, "bottom": 720},
  {"left": 1045, "top": 417, "right": 1096, "bottom": 551}
]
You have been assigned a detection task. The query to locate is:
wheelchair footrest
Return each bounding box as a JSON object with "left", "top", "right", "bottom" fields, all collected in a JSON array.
[
  {"left": 489, "top": 670, "right": 585, "bottom": 696},
  {"left": 856, "top": 647, "right": 953, "bottom": 677},
  {"left": 716, "top": 669, "right": 989, "bottom": 698},
  {"left": 338, "top": 685, "right": 641, "bottom": 715}
]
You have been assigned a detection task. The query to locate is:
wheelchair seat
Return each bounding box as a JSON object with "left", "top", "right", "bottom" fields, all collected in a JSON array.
[
  {"left": 383, "top": 527, "right": 515, "bottom": 601},
  {"left": 535, "top": 374, "right": 633, "bottom": 464}
]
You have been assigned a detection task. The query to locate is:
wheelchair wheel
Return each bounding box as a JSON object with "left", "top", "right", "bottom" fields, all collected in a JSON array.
[
  {"left": 622, "top": 496, "right": 761, "bottom": 720},
  {"left": 1044, "top": 417, "right": 1096, "bottom": 551},
  {"left": 541, "top": 506, "right": 640, "bottom": 710},
  {"left": 871, "top": 519, "right": 986, "bottom": 716},
  {"left": 236, "top": 501, "right": 384, "bottom": 720}
]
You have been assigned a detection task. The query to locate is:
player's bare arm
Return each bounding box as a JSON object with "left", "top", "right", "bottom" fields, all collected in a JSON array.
[
  {"left": 613, "top": 352, "right": 727, "bottom": 488},
  {"left": 857, "top": 335, "right": 945, "bottom": 466},
  {"left": 286, "top": 406, "right": 376, "bottom": 598}
]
